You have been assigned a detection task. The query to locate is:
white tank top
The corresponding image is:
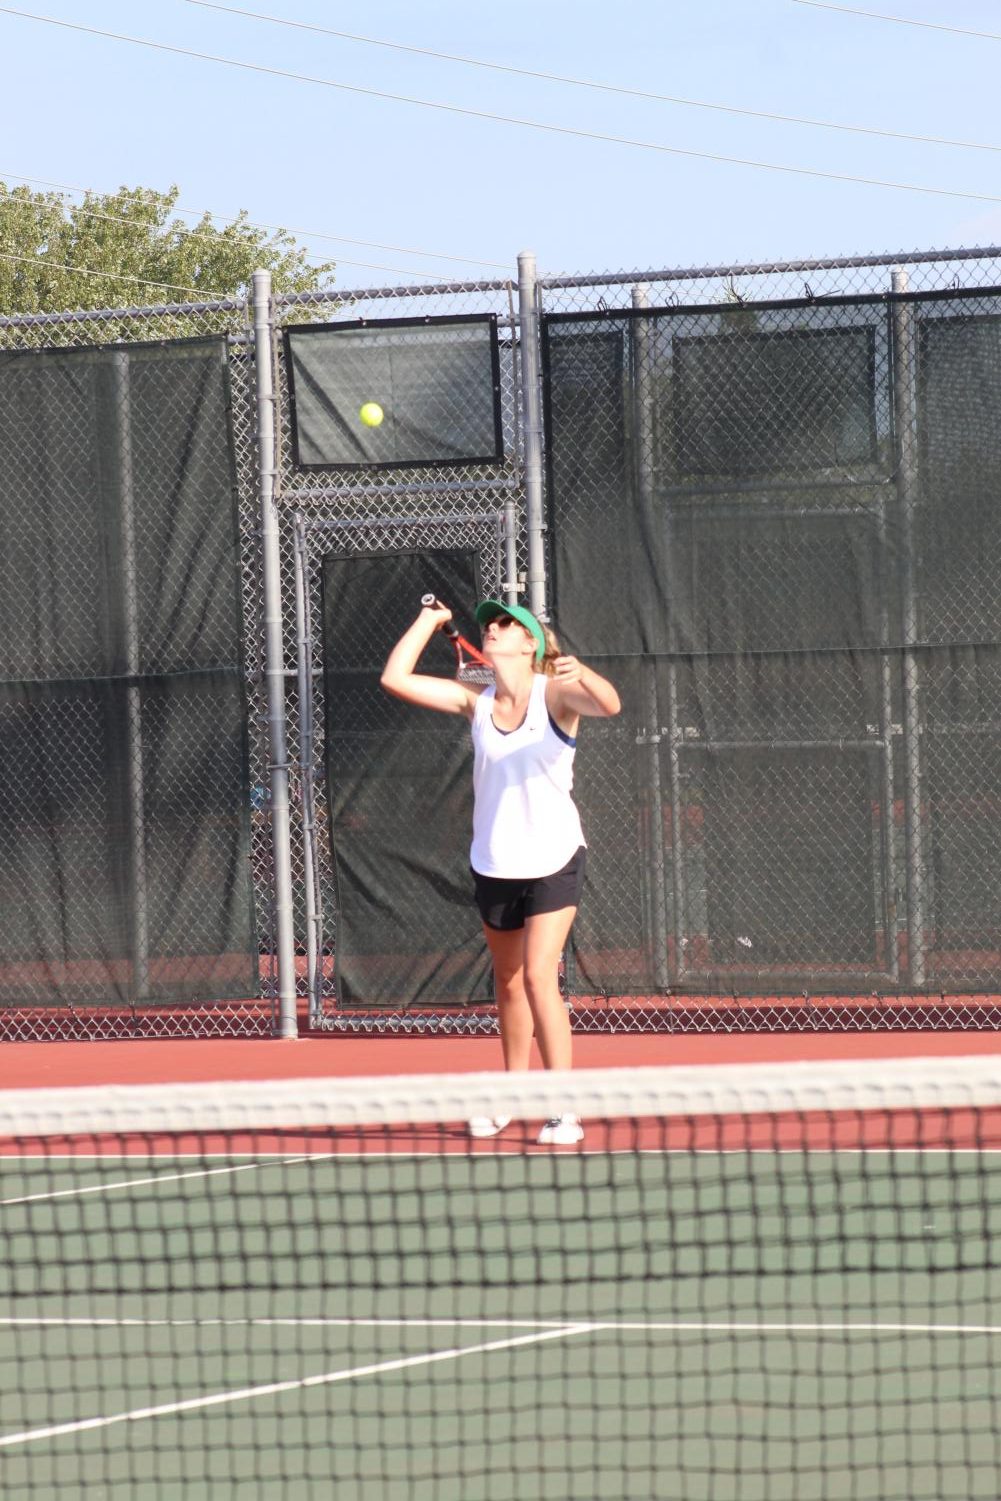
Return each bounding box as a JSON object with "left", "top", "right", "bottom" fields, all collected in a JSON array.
[{"left": 469, "top": 674, "right": 585, "bottom": 878}]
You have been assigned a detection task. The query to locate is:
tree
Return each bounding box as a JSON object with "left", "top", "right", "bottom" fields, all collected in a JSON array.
[{"left": 0, "top": 181, "right": 336, "bottom": 319}]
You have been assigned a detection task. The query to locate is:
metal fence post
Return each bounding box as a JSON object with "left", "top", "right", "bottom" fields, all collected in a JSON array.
[
  {"left": 252, "top": 269, "right": 298, "bottom": 1037},
  {"left": 631, "top": 286, "right": 673, "bottom": 992},
  {"left": 113, "top": 349, "right": 150, "bottom": 1004},
  {"left": 293, "top": 512, "right": 323, "bottom": 1026},
  {"left": 891, "top": 269, "right": 927, "bottom": 988},
  {"left": 518, "top": 251, "right": 548, "bottom": 620}
]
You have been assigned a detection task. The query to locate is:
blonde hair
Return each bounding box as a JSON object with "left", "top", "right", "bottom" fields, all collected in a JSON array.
[{"left": 534, "top": 623, "right": 562, "bottom": 677}]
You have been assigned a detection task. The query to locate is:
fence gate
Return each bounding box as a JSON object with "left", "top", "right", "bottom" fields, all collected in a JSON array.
[{"left": 272, "top": 277, "right": 528, "bottom": 1034}]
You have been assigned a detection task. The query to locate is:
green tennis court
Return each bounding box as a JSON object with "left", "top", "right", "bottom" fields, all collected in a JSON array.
[{"left": 3, "top": 1107, "right": 1001, "bottom": 1501}]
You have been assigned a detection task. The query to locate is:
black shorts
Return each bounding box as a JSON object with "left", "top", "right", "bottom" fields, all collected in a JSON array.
[{"left": 472, "top": 847, "right": 586, "bottom": 932}]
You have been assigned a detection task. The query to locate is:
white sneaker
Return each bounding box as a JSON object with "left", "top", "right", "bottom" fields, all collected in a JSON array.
[
  {"left": 537, "top": 1114, "right": 584, "bottom": 1145},
  {"left": 468, "top": 1115, "right": 512, "bottom": 1139}
]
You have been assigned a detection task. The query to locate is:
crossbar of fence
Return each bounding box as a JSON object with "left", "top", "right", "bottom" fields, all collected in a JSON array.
[{"left": 534, "top": 244, "right": 1001, "bottom": 293}]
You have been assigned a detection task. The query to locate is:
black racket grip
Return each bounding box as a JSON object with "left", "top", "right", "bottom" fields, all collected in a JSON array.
[{"left": 420, "top": 594, "right": 459, "bottom": 640}]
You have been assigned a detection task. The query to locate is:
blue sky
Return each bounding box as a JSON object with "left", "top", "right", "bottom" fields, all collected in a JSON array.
[{"left": 1, "top": 0, "right": 999, "bottom": 290}]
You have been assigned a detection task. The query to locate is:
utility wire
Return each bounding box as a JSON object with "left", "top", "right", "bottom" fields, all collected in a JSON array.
[
  {"left": 1, "top": 192, "right": 295, "bottom": 254},
  {"left": 0, "top": 172, "right": 502, "bottom": 280},
  {"left": 187, "top": 0, "right": 1001, "bottom": 156},
  {"left": 0, "top": 7, "right": 999, "bottom": 207},
  {"left": 0, "top": 248, "right": 223, "bottom": 299},
  {"left": 793, "top": 1, "right": 1001, "bottom": 43}
]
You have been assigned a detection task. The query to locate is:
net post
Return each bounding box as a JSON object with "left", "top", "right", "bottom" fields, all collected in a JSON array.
[
  {"left": 517, "top": 251, "right": 548, "bottom": 619},
  {"left": 890, "top": 269, "right": 927, "bottom": 989},
  {"left": 252, "top": 268, "right": 298, "bottom": 1038}
]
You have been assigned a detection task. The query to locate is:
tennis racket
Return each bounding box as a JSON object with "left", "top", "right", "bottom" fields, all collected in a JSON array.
[{"left": 421, "top": 594, "right": 494, "bottom": 684}]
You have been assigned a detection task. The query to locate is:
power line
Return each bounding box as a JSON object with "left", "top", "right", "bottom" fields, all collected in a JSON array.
[
  {"left": 792, "top": 1, "right": 1001, "bottom": 42},
  {"left": 0, "top": 248, "right": 223, "bottom": 299},
  {"left": 1, "top": 7, "right": 1000, "bottom": 208},
  {"left": 1, "top": 190, "right": 296, "bottom": 256},
  {"left": 187, "top": 0, "right": 1001, "bottom": 157},
  {"left": 0, "top": 172, "right": 506, "bottom": 280}
]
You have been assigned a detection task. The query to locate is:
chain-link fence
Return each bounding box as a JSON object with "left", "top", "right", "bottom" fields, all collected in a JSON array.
[
  {"left": 540, "top": 250, "right": 1001, "bottom": 1031},
  {"left": 2, "top": 244, "right": 1000, "bottom": 1039},
  {"left": 0, "top": 298, "right": 276, "bottom": 1039}
]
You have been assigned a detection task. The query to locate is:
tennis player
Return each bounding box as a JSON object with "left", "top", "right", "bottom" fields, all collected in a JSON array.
[{"left": 381, "top": 597, "right": 620, "bottom": 1144}]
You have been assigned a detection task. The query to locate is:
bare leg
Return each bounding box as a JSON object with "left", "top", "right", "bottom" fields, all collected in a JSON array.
[
  {"left": 522, "top": 906, "right": 577, "bottom": 1071},
  {"left": 482, "top": 923, "right": 534, "bottom": 1071}
]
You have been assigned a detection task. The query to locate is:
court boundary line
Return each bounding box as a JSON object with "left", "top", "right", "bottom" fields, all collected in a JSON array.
[
  {"left": 4, "top": 1143, "right": 998, "bottom": 1207},
  {"left": 3, "top": 1315, "right": 1001, "bottom": 1334},
  {"left": 0, "top": 1154, "right": 331, "bottom": 1207},
  {"left": 5, "top": 1314, "right": 999, "bottom": 1449},
  {"left": 0, "top": 1323, "right": 594, "bottom": 1449},
  {"left": 5, "top": 1144, "right": 998, "bottom": 1163}
]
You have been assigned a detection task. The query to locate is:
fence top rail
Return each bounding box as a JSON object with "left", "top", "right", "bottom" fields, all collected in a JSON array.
[
  {"left": 0, "top": 295, "right": 247, "bottom": 331},
  {"left": 275, "top": 276, "right": 516, "bottom": 310},
  {"left": 535, "top": 244, "right": 1001, "bottom": 293},
  {"left": 3, "top": 243, "right": 1000, "bottom": 332}
]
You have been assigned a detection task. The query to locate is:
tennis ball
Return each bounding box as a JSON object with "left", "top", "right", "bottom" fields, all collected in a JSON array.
[{"left": 359, "top": 401, "right": 384, "bottom": 428}]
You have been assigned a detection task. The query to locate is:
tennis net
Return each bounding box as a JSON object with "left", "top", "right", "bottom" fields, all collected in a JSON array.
[{"left": 2, "top": 1056, "right": 1001, "bottom": 1500}]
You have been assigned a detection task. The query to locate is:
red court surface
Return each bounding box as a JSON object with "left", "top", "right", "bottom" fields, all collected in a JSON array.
[{"left": 5, "top": 1028, "right": 1001, "bottom": 1091}]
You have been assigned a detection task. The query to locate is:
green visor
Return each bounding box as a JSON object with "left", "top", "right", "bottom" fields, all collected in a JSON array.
[{"left": 474, "top": 599, "right": 547, "bottom": 663}]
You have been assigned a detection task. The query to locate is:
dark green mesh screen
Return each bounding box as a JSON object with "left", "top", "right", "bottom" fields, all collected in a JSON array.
[
  {"left": 671, "top": 324, "right": 877, "bottom": 477},
  {"left": 0, "top": 338, "right": 254, "bottom": 1007},
  {"left": 285, "top": 316, "right": 503, "bottom": 470},
  {"left": 322, "top": 549, "right": 493, "bottom": 1006},
  {"left": 543, "top": 291, "right": 1001, "bottom": 998}
]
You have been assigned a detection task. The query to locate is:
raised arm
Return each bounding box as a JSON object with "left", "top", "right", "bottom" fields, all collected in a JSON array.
[
  {"left": 380, "top": 602, "right": 481, "bottom": 718},
  {"left": 547, "top": 656, "right": 621, "bottom": 721}
]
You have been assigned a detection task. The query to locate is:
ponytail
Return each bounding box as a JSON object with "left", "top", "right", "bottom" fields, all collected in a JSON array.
[{"left": 534, "top": 623, "right": 562, "bottom": 677}]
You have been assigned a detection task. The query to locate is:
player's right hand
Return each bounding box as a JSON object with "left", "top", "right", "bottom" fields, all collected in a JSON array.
[{"left": 420, "top": 597, "right": 453, "bottom": 627}]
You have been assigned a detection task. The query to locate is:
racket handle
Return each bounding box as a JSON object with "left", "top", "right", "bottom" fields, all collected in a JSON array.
[{"left": 420, "top": 594, "right": 459, "bottom": 640}]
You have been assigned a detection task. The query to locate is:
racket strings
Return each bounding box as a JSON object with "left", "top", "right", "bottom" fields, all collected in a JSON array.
[{"left": 457, "top": 662, "right": 494, "bottom": 684}]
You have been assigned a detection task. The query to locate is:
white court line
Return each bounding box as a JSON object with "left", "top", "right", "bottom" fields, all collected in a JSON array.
[
  {"left": 0, "top": 1155, "right": 325, "bottom": 1207},
  {"left": 0, "top": 1323, "right": 594, "bottom": 1449},
  {"left": 0, "top": 1316, "right": 568, "bottom": 1329},
  {"left": 4, "top": 1147, "right": 997, "bottom": 1163},
  {"left": 2, "top": 1316, "right": 1000, "bottom": 1335},
  {"left": 579, "top": 1320, "right": 1001, "bottom": 1335},
  {"left": 0, "top": 1153, "right": 312, "bottom": 1161},
  {"left": 3, "top": 1142, "right": 997, "bottom": 1206}
]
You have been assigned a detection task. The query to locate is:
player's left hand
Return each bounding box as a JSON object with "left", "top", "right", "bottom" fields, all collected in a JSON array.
[{"left": 553, "top": 655, "right": 584, "bottom": 684}]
